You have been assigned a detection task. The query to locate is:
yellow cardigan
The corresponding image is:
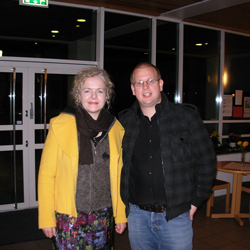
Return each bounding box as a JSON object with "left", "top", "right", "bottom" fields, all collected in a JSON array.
[{"left": 38, "top": 113, "right": 127, "bottom": 229}]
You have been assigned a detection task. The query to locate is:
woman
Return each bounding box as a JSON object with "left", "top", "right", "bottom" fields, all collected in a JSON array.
[{"left": 38, "top": 67, "right": 127, "bottom": 249}]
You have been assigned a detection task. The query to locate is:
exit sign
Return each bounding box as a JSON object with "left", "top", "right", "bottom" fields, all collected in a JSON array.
[{"left": 19, "top": 0, "right": 48, "bottom": 8}]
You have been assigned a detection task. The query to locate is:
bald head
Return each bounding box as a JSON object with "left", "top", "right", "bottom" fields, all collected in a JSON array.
[{"left": 130, "top": 62, "right": 161, "bottom": 84}]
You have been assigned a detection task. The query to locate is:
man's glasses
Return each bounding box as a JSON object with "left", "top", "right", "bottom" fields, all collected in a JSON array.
[{"left": 133, "top": 78, "right": 160, "bottom": 87}]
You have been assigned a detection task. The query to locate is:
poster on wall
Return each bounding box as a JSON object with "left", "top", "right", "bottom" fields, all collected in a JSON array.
[
  {"left": 233, "top": 106, "right": 243, "bottom": 117},
  {"left": 235, "top": 90, "right": 243, "bottom": 105},
  {"left": 222, "top": 95, "right": 233, "bottom": 117},
  {"left": 244, "top": 97, "right": 250, "bottom": 118}
]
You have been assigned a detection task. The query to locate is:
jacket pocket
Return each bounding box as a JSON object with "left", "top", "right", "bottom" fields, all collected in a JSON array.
[{"left": 169, "top": 132, "right": 192, "bottom": 162}]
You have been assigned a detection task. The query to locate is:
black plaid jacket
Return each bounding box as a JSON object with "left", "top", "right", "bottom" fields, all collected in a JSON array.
[{"left": 119, "top": 92, "right": 216, "bottom": 221}]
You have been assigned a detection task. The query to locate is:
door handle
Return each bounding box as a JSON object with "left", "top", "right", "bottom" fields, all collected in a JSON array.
[{"left": 30, "top": 102, "right": 34, "bottom": 119}]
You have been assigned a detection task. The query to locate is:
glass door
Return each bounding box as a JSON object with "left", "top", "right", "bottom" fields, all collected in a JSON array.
[
  {"left": 0, "top": 66, "right": 28, "bottom": 210},
  {"left": 29, "top": 66, "right": 84, "bottom": 207},
  {"left": 0, "top": 60, "right": 92, "bottom": 211}
]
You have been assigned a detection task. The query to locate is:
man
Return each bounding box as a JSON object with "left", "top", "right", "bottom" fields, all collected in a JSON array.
[{"left": 119, "top": 62, "right": 216, "bottom": 250}]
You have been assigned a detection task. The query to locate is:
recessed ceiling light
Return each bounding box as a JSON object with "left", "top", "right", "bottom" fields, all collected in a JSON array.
[
  {"left": 196, "top": 43, "right": 202, "bottom": 46},
  {"left": 76, "top": 25, "right": 80, "bottom": 28},
  {"left": 51, "top": 30, "right": 59, "bottom": 34},
  {"left": 52, "top": 35, "right": 56, "bottom": 38},
  {"left": 205, "top": 43, "right": 208, "bottom": 45},
  {"left": 77, "top": 19, "right": 86, "bottom": 22}
]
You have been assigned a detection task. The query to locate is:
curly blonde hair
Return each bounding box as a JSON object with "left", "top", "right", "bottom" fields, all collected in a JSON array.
[{"left": 71, "top": 67, "right": 115, "bottom": 109}]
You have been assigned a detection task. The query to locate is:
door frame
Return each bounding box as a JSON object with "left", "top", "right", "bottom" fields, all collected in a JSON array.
[{"left": 0, "top": 57, "right": 97, "bottom": 211}]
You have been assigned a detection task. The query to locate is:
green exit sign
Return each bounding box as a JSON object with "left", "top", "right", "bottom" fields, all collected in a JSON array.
[{"left": 19, "top": 0, "right": 48, "bottom": 8}]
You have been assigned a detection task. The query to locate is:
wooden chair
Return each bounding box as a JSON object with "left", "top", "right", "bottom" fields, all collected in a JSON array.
[
  {"left": 242, "top": 181, "right": 250, "bottom": 220},
  {"left": 206, "top": 179, "right": 230, "bottom": 217}
]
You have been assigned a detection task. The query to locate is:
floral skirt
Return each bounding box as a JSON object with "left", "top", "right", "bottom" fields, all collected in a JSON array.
[{"left": 53, "top": 207, "right": 113, "bottom": 250}]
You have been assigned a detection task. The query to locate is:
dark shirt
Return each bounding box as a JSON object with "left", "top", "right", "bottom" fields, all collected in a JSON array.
[{"left": 129, "top": 112, "right": 167, "bottom": 206}]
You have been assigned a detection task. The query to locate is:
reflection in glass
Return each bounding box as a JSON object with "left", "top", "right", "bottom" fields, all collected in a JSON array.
[
  {"left": 0, "top": 151, "right": 24, "bottom": 205},
  {"left": 224, "top": 33, "right": 250, "bottom": 120},
  {"left": 104, "top": 12, "right": 151, "bottom": 116},
  {"left": 156, "top": 20, "right": 178, "bottom": 103},
  {"left": 0, "top": 1, "right": 96, "bottom": 61},
  {"left": 183, "top": 25, "right": 220, "bottom": 120},
  {"left": 35, "top": 74, "right": 75, "bottom": 124},
  {"left": 0, "top": 72, "right": 22, "bottom": 125}
]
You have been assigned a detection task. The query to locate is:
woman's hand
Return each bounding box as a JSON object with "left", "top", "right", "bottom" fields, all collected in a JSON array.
[
  {"left": 42, "top": 227, "right": 56, "bottom": 238},
  {"left": 115, "top": 223, "right": 127, "bottom": 234}
]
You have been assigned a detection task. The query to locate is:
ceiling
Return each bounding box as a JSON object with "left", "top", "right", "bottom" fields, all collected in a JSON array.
[{"left": 53, "top": 0, "right": 250, "bottom": 35}]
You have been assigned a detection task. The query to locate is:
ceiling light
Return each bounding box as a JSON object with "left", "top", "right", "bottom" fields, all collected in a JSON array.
[
  {"left": 172, "top": 48, "right": 175, "bottom": 51},
  {"left": 77, "top": 19, "right": 86, "bottom": 22},
  {"left": 76, "top": 25, "right": 80, "bottom": 28},
  {"left": 205, "top": 43, "right": 208, "bottom": 45},
  {"left": 52, "top": 35, "right": 56, "bottom": 38},
  {"left": 35, "top": 42, "right": 38, "bottom": 45},
  {"left": 51, "top": 30, "right": 59, "bottom": 34},
  {"left": 195, "top": 43, "right": 202, "bottom": 46}
]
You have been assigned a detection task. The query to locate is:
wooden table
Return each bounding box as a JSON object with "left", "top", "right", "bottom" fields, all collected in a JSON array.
[{"left": 211, "top": 161, "right": 250, "bottom": 226}]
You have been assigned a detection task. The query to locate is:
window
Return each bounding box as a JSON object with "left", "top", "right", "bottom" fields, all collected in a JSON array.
[
  {"left": 0, "top": 1, "right": 96, "bottom": 60},
  {"left": 104, "top": 12, "right": 151, "bottom": 115},
  {"left": 224, "top": 33, "right": 250, "bottom": 121},
  {"left": 156, "top": 20, "right": 178, "bottom": 103},
  {"left": 183, "top": 25, "right": 220, "bottom": 120}
]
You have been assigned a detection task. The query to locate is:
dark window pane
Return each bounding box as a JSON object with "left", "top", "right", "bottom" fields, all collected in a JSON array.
[
  {"left": 183, "top": 25, "right": 220, "bottom": 120},
  {"left": 35, "top": 129, "right": 48, "bottom": 144},
  {"left": 0, "top": 1, "right": 96, "bottom": 60},
  {"left": 0, "top": 151, "right": 24, "bottom": 205},
  {"left": 0, "top": 131, "right": 22, "bottom": 145},
  {"left": 204, "top": 123, "right": 219, "bottom": 136},
  {"left": 224, "top": 33, "right": 250, "bottom": 120},
  {"left": 104, "top": 12, "right": 151, "bottom": 116},
  {"left": 0, "top": 72, "right": 22, "bottom": 125},
  {"left": 35, "top": 73, "right": 74, "bottom": 124},
  {"left": 223, "top": 123, "right": 250, "bottom": 135},
  {"left": 157, "top": 20, "right": 178, "bottom": 103}
]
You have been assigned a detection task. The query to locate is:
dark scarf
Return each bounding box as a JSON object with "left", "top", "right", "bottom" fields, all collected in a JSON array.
[{"left": 74, "top": 105, "right": 108, "bottom": 164}]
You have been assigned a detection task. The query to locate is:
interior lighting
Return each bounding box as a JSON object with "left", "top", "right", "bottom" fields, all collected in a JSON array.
[
  {"left": 35, "top": 42, "right": 38, "bottom": 45},
  {"left": 232, "top": 94, "right": 235, "bottom": 97},
  {"left": 172, "top": 48, "right": 175, "bottom": 51},
  {"left": 216, "top": 96, "right": 222, "bottom": 103},
  {"left": 205, "top": 43, "right": 208, "bottom": 45},
  {"left": 76, "top": 25, "right": 80, "bottom": 28},
  {"left": 175, "top": 95, "right": 180, "bottom": 103},
  {"left": 195, "top": 43, "right": 202, "bottom": 46},
  {"left": 0, "top": 50, "right": 2, "bottom": 57},
  {"left": 223, "top": 71, "right": 228, "bottom": 86},
  {"left": 51, "top": 30, "right": 59, "bottom": 34},
  {"left": 77, "top": 19, "right": 86, "bottom": 22},
  {"left": 52, "top": 35, "right": 55, "bottom": 38}
]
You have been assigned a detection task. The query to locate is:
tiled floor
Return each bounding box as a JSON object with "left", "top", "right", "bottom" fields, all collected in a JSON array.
[{"left": 0, "top": 194, "right": 249, "bottom": 250}]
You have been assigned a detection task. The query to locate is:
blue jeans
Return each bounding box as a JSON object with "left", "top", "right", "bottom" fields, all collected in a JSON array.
[{"left": 128, "top": 204, "right": 193, "bottom": 250}]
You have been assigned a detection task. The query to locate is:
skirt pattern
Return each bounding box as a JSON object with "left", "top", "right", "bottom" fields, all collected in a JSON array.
[{"left": 53, "top": 207, "right": 113, "bottom": 250}]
